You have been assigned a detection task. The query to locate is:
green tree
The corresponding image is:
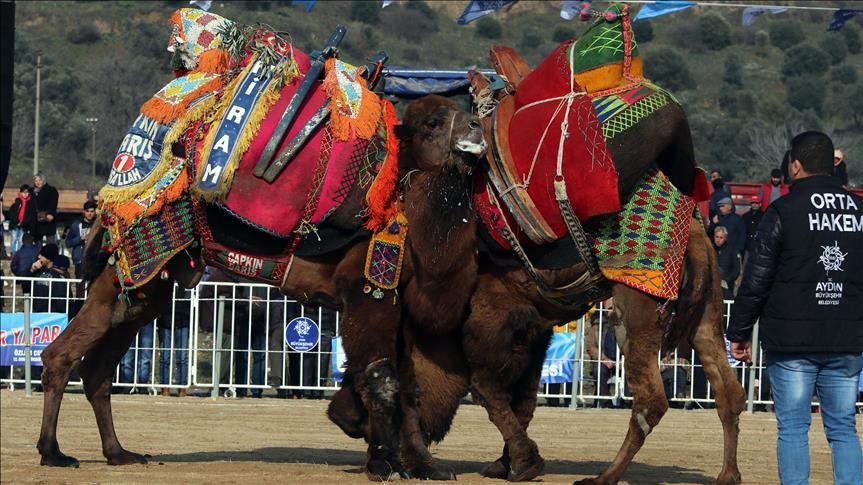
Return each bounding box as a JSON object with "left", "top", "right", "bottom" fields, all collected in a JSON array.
[
  {"left": 782, "top": 43, "right": 830, "bottom": 78},
  {"left": 769, "top": 20, "right": 805, "bottom": 50},
  {"left": 350, "top": 1, "right": 380, "bottom": 24},
  {"left": 698, "top": 13, "right": 732, "bottom": 50},
  {"left": 644, "top": 48, "right": 695, "bottom": 91},
  {"left": 819, "top": 34, "right": 848, "bottom": 65},
  {"left": 66, "top": 22, "right": 101, "bottom": 44},
  {"left": 475, "top": 16, "right": 502, "bottom": 39},
  {"left": 841, "top": 23, "right": 862, "bottom": 54},
  {"left": 786, "top": 75, "right": 826, "bottom": 113},
  {"left": 519, "top": 28, "right": 542, "bottom": 50},
  {"left": 723, "top": 53, "right": 743, "bottom": 87},
  {"left": 831, "top": 64, "right": 858, "bottom": 85},
  {"left": 633, "top": 19, "right": 654, "bottom": 42},
  {"left": 552, "top": 26, "right": 575, "bottom": 43}
]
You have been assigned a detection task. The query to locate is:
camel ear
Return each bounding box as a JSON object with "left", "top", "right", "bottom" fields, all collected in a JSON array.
[{"left": 394, "top": 123, "right": 412, "bottom": 141}]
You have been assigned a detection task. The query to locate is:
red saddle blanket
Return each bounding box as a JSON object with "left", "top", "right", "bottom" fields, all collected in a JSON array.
[
  {"left": 211, "top": 50, "right": 337, "bottom": 237},
  {"left": 489, "top": 41, "right": 619, "bottom": 245}
]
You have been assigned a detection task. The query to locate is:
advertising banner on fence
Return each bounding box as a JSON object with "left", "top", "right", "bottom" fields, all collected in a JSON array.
[
  {"left": 540, "top": 332, "right": 579, "bottom": 384},
  {"left": 332, "top": 336, "right": 347, "bottom": 382},
  {"left": 0, "top": 313, "right": 69, "bottom": 366}
]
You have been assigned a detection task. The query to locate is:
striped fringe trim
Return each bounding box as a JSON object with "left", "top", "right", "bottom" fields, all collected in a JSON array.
[
  {"left": 364, "top": 100, "right": 400, "bottom": 232},
  {"left": 109, "top": 164, "right": 190, "bottom": 225},
  {"left": 192, "top": 58, "right": 292, "bottom": 202}
]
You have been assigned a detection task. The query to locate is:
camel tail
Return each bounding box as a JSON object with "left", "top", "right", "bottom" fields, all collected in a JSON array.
[{"left": 82, "top": 217, "right": 110, "bottom": 284}]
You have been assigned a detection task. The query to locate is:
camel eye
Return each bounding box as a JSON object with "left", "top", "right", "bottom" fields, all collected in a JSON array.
[{"left": 425, "top": 117, "right": 443, "bottom": 129}]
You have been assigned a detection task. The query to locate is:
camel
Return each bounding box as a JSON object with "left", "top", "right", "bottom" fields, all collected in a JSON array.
[
  {"left": 36, "top": 95, "right": 482, "bottom": 481},
  {"left": 329, "top": 40, "right": 746, "bottom": 485}
]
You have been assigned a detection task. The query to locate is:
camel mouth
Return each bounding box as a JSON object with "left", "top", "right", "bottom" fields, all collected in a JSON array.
[{"left": 455, "top": 129, "right": 487, "bottom": 156}]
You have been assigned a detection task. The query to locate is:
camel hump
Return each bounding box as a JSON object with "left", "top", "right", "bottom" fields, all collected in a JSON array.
[{"left": 489, "top": 45, "right": 532, "bottom": 93}]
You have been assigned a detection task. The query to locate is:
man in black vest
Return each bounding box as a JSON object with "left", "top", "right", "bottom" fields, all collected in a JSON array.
[{"left": 727, "top": 131, "right": 862, "bottom": 485}]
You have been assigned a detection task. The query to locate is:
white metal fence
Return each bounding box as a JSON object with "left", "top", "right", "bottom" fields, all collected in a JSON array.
[{"left": 2, "top": 276, "right": 861, "bottom": 408}]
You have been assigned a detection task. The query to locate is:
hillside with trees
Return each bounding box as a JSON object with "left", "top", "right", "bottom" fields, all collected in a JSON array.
[{"left": 8, "top": 0, "right": 862, "bottom": 189}]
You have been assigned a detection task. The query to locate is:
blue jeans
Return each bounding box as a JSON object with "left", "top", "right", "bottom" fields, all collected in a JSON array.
[
  {"left": 120, "top": 322, "right": 155, "bottom": 385},
  {"left": 234, "top": 329, "right": 266, "bottom": 397},
  {"left": 158, "top": 327, "right": 190, "bottom": 386},
  {"left": 766, "top": 351, "right": 863, "bottom": 485}
]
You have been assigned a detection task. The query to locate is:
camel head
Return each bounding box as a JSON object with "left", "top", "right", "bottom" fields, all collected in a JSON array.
[{"left": 396, "top": 95, "right": 486, "bottom": 177}]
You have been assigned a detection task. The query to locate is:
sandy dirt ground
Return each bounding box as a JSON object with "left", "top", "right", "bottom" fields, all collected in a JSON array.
[{"left": 1, "top": 389, "right": 855, "bottom": 484}]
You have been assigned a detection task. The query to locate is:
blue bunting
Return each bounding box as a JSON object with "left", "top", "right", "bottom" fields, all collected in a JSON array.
[
  {"left": 457, "top": 0, "right": 516, "bottom": 25},
  {"left": 828, "top": 9, "right": 863, "bottom": 32},
  {"left": 633, "top": 1, "right": 696, "bottom": 22},
  {"left": 741, "top": 6, "right": 787, "bottom": 27}
]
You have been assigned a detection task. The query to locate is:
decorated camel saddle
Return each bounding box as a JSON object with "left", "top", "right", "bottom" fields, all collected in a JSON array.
[
  {"left": 470, "top": 3, "right": 707, "bottom": 304},
  {"left": 98, "top": 9, "right": 399, "bottom": 291}
]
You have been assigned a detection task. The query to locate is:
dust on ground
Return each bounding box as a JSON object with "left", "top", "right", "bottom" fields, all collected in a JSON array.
[{"left": 1, "top": 389, "right": 852, "bottom": 484}]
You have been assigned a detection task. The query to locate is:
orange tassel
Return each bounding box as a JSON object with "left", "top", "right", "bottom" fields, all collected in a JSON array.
[
  {"left": 323, "top": 58, "right": 382, "bottom": 142},
  {"left": 364, "top": 101, "right": 400, "bottom": 232},
  {"left": 140, "top": 75, "right": 223, "bottom": 125},
  {"left": 196, "top": 49, "right": 229, "bottom": 74}
]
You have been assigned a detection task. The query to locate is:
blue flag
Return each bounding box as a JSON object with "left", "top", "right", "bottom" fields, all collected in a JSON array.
[
  {"left": 560, "top": 0, "right": 581, "bottom": 21},
  {"left": 292, "top": 0, "right": 316, "bottom": 12},
  {"left": 458, "top": 0, "right": 516, "bottom": 25},
  {"left": 741, "top": 6, "right": 787, "bottom": 27},
  {"left": 828, "top": 9, "right": 863, "bottom": 32},
  {"left": 633, "top": 1, "right": 696, "bottom": 22}
]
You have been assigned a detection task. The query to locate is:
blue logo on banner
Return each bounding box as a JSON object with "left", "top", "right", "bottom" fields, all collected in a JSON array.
[
  {"left": 285, "top": 317, "right": 319, "bottom": 352},
  {"left": 541, "top": 332, "right": 579, "bottom": 384},
  {"left": 0, "top": 313, "right": 69, "bottom": 366}
]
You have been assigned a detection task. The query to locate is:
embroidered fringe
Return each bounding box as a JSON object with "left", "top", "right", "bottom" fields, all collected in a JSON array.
[
  {"left": 192, "top": 58, "right": 293, "bottom": 202},
  {"left": 109, "top": 165, "right": 190, "bottom": 224},
  {"left": 364, "top": 100, "right": 400, "bottom": 232},
  {"left": 196, "top": 48, "right": 229, "bottom": 74},
  {"left": 140, "top": 75, "right": 223, "bottom": 125},
  {"left": 99, "top": 94, "right": 217, "bottom": 206},
  {"left": 323, "top": 58, "right": 382, "bottom": 142}
]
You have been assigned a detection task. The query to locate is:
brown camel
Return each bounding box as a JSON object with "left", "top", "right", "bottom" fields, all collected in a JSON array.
[
  {"left": 329, "top": 72, "right": 745, "bottom": 485},
  {"left": 36, "top": 95, "right": 481, "bottom": 481}
]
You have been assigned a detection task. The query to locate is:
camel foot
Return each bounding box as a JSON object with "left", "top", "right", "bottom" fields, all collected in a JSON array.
[
  {"left": 39, "top": 451, "right": 80, "bottom": 468},
  {"left": 106, "top": 449, "right": 149, "bottom": 465},
  {"left": 409, "top": 461, "right": 456, "bottom": 480},
  {"left": 573, "top": 476, "right": 614, "bottom": 485},
  {"left": 481, "top": 457, "right": 509, "bottom": 479},
  {"left": 507, "top": 456, "right": 544, "bottom": 482},
  {"left": 365, "top": 457, "right": 409, "bottom": 482},
  {"left": 713, "top": 471, "right": 742, "bottom": 485}
]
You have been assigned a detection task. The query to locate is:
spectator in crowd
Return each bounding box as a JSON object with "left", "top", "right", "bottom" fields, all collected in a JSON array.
[
  {"left": 32, "top": 172, "right": 59, "bottom": 245},
  {"left": 8, "top": 184, "right": 37, "bottom": 254},
  {"left": 742, "top": 196, "right": 763, "bottom": 257},
  {"left": 712, "top": 226, "right": 740, "bottom": 300},
  {"left": 757, "top": 168, "right": 789, "bottom": 211},
  {"left": 29, "top": 244, "right": 71, "bottom": 313},
  {"left": 728, "top": 131, "right": 862, "bottom": 485},
  {"left": 65, "top": 201, "right": 97, "bottom": 279},
  {"left": 708, "top": 169, "right": 731, "bottom": 220},
  {"left": 585, "top": 299, "right": 625, "bottom": 408},
  {"left": 708, "top": 197, "right": 746, "bottom": 256},
  {"left": 119, "top": 322, "right": 156, "bottom": 392},
  {"left": 157, "top": 286, "right": 192, "bottom": 397},
  {"left": 11, "top": 234, "right": 39, "bottom": 277},
  {"left": 659, "top": 351, "right": 690, "bottom": 407},
  {"left": 833, "top": 148, "right": 848, "bottom": 187}
]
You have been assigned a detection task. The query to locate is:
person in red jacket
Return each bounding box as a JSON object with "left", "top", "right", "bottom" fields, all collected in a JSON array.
[{"left": 758, "top": 168, "right": 789, "bottom": 211}]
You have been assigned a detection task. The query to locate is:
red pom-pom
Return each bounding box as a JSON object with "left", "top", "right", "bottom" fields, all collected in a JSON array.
[
  {"left": 579, "top": 10, "right": 592, "bottom": 21},
  {"left": 605, "top": 11, "right": 618, "bottom": 22}
]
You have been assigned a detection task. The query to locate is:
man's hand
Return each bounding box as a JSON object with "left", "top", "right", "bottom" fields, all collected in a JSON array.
[
  {"left": 712, "top": 214, "right": 719, "bottom": 224},
  {"left": 46, "top": 214, "right": 54, "bottom": 222},
  {"left": 730, "top": 340, "right": 752, "bottom": 364}
]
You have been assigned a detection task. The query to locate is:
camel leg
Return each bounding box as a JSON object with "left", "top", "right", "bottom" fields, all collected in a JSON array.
[
  {"left": 336, "top": 265, "right": 407, "bottom": 482},
  {"left": 38, "top": 270, "right": 118, "bottom": 467},
  {"left": 690, "top": 294, "right": 745, "bottom": 484},
  {"left": 396, "top": 322, "right": 457, "bottom": 480},
  {"left": 77, "top": 279, "right": 169, "bottom": 466},
  {"left": 577, "top": 285, "right": 667, "bottom": 485},
  {"left": 465, "top": 294, "right": 545, "bottom": 483},
  {"left": 482, "top": 329, "right": 551, "bottom": 480}
]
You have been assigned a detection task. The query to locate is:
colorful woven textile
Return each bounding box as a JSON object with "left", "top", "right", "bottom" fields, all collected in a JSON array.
[
  {"left": 591, "top": 83, "right": 673, "bottom": 141},
  {"left": 364, "top": 212, "right": 408, "bottom": 293},
  {"left": 323, "top": 58, "right": 382, "bottom": 141},
  {"left": 588, "top": 168, "right": 695, "bottom": 300},
  {"left": 169, "top": 8, "right": 232, "bottom": 72},
  {"left": 109, "top": 194, "right": 196, "bottom": 289},
  {"left": 569, "top": 4, "right": 644, "bottom": 94},
  {"left": 141, "top": 71, "right": 222, "bottom": 125}
]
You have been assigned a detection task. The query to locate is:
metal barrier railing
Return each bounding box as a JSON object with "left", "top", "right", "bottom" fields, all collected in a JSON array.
[{"left": 2, "top": 276, "right": 861, "bottom": 408}]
